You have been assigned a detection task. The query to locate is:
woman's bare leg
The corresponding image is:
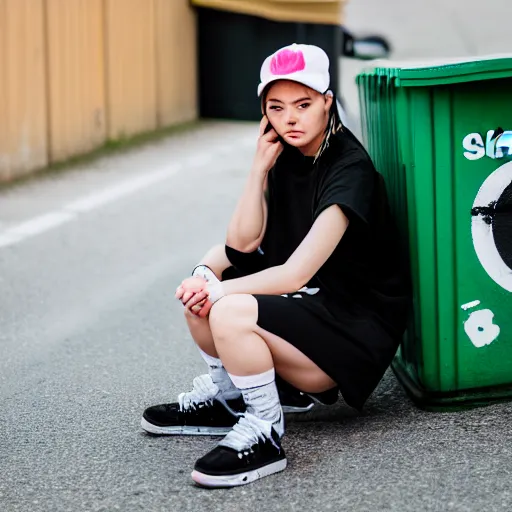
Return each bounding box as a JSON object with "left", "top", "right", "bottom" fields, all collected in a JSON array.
[
  {"left": 184, "top": 308, "right": 218, "bottom": 357},
  {"left": 192, "top": 294, "right": 297, "bottom": 488},
  {"left": 209, "top": 294, "right": 336, "bottom": 394}
]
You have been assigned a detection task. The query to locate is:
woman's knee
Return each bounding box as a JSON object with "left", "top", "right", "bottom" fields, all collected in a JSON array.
[{"left": 209, "top": 294, "right": 258, "bottom": 338}]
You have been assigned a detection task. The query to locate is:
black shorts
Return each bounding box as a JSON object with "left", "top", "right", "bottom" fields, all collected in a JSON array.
[{"left": 222, "top": 246, "right": 399, "bottom": 410}]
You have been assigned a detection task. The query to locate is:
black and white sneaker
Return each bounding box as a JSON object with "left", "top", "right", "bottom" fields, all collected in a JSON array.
[
  {"left": 191, "top": 413, "right": 286, "bottom": 488},
  {"left": 141, "top": 375, "right": 244, "bottom": 436},
  {"left": 280, "top": 388, "right": 316, "bottom": 413},
  {"left": 141, "top": 374, "right": 339, "bottom": 436},
  {"left": 277, "top": 376, "right": 339, "bottom": 413}
]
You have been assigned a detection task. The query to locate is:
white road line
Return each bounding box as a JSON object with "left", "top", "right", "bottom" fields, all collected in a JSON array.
[
  {"left": 0, "top": 232, "right": 22, "bottom": 249},
  {"left": 65, "top": 163, "right": 182, "bottom": 213},
  {"left": 0, "top": 138, "right": 253, "bottom": 250},
  {"left": 184, "top": 154, "right": 213, "bottom": 168},
  {"left": 0, "top": 211, "right": 75, "bottom": 248},
  {"left": 4, "top": 211, "right": 76, "bottom": 237},
  {"left": 215, "top": 144, "right": 235, "bottom": 155},
  {"left": 0, "top": 162, "right": 183, "bottom": 249}
]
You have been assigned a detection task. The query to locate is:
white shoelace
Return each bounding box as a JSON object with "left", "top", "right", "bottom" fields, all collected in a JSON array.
[
  {"left": 177, "top": 374, "right": 220, "bottom": 411},
  {"left": 219, "top": 413, "right": 280, "bottom": 454}
]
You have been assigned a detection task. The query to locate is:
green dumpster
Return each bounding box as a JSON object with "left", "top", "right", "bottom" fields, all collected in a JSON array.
[{"left": 356, "top": 56, "right": 512, "bottom": 410}]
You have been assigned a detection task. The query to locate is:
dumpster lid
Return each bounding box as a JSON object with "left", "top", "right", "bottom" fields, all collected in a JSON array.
[{"left": 359, "top": 53, "right": 512, "bottom": 86}]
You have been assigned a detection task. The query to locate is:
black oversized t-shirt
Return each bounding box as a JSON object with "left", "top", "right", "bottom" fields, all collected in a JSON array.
[{"left": 260, "top": 128, "right": 410, "bottom": 337}]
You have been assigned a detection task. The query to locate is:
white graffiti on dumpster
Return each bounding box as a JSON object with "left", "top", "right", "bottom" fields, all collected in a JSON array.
[
  {"left": 463, "top": 128, "right": 512, "bottom": 160},
  {"left": 461, "top": 301, "right": 500, "bottom": 348}
]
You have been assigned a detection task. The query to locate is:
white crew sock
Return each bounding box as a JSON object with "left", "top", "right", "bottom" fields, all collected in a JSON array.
[
  {"left": 197, "top": 347, "right": 241, "bottom": 400},
  {"left": 228, "top": 368, "right": 284, "bottom": 437}
]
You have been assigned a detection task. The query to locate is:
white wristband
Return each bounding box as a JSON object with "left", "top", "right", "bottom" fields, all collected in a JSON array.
[
  {"left": 206, "top": 281, "right": 225, "bottom": 304},
  {"left": 192, "top": 264, "right": 217, "bottom": 283},
  {"left": 192, "top": 265, "right": 225, "bottom": 304}
]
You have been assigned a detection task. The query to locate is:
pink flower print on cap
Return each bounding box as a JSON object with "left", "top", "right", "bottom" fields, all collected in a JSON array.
[{"left": 270, "top": 48, "right": 306, "bottom": 76}]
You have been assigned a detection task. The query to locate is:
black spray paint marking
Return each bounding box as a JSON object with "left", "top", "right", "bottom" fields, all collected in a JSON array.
[
  {"left": 471, "top": 201, "right": 497, "bottom": 225},
  {"left": 472, "top": 180, "right": 512, "bottom": 270}
]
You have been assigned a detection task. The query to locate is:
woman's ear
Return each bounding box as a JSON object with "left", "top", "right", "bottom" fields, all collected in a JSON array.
[{"left": 324, "top": 92, "right": 334, "bottom": 113}]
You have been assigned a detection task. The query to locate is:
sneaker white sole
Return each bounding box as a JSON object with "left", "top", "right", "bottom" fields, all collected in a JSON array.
[
  {"left": 282, "top": 403, "right": 315, "bottom": 414},
  {"left": 191, "top": 458, "right": 287, "bottom": 488},
  {"left": 140, "top": 417, "right": 232, "bottom": 436}
]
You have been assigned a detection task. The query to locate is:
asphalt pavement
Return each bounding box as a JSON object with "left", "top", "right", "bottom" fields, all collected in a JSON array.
[{"left": 2, "top": 1, "right": 512, "bottom": 510}]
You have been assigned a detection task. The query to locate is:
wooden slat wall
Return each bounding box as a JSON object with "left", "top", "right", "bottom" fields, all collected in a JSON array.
[
  {"left": 104, "top": 0, "right": 157, "bottom": 140},
  {"left": 0, "top": 0, "right": 198, "bottom": 182},
  {"left": 155, "top": 0, "right": 198, "bottom": 127},
  {"left": 46, "top": 0, "right": 106, "bottom": 163},
  {"left": 0, "top": 0, "right": 48, "bottom": 181}
]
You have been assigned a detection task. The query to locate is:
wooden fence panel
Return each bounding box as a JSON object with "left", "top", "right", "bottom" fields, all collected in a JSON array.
[
  {"left": 104, "top": 0, "right": 157, "bottom": 139},
  {"left": 46, "top": 0, "right": 106, "bottom": 163},
  {"left": 155, "top": 0, "right": 197, "bottom": 127},
  {"left": 0, "top": 0, "right": 198, "bottom": 181},
  {"left": 0, "top": 0, "right": 47, "bottom": 181}
]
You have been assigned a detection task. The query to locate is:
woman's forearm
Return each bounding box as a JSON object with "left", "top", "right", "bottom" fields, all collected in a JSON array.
[
  {"left": 221, "top": 264, "right": 303, "bottom": 297},
  {"left": 226, "top": 169, "right": 267, "bottom": 253},
  {"left": 196, "top": 245, "right": 232, "bottom": 280}
]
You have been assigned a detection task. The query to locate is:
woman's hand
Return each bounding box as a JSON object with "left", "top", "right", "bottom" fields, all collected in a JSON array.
[
  {"left": 191, "top": 298, "right": 214, "bottom": 318},
  {"left": 175, "top": 276, "right": 205, "bottom": 302},
  {"left": 252, "top": 116, "right": 284, "bottom": 175},
  {"left": 176, "top": 277, "right": 215, "bottom": 318},
  {"left": 176, "top": 277, "right": 212, "bottom": 317}
]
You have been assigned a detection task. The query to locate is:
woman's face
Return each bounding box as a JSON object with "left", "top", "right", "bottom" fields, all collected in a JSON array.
[{"left": 264, "top": 80, "right": 332, "bottom": 156}]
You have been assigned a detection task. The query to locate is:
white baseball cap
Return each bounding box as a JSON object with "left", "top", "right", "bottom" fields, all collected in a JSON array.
[{"left": 257, "top": 43, "right": 331, "bottom": 97}]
